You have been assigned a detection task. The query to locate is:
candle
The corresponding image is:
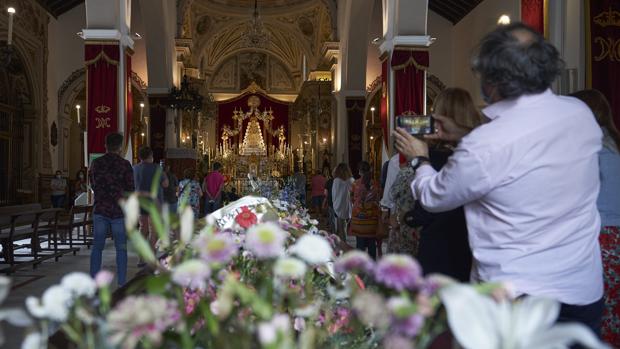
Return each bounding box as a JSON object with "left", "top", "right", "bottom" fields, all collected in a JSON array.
[
  {"left": 76, "top": 104, "right": 81, "bottom": 124},
  {"left": 370, "top": 106, "right": 376, "bottom": 124},
  {"left": 140, "top": 102, "right": 145, "bottom": 121},
  {"left": 302, "top": 55, "right": 307, "bottom": 81},
  {"left": 7, "top": 7, "right": 15, "bottom": 46}
]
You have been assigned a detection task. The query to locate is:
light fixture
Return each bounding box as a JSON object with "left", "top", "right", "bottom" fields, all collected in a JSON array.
[
  {"left": 75, "top": 105, "right": 81, "bottom": 124},
  {"left": 139, "top": 102, "right": 145, "bottom": 108},
  {"left": 322, "top": 137, "right": 327, "bottom": 143},
  {"left": 371, "top": 37, "right": 381, "bottom": 45},
  {"left": 241, "top": 0, "right": 270, "bottom": 48},
  {"left": 498, "top": 15, "right": 511, "bottom": 25},
  {"left": 141, "top": 132, "right": 145, "bottom": 136},
  {"left": 170, "top": 75, "right": 203, "bottom": 112},
  {"left": 76, "top": 104, "right": 81, "bottom": 110},
  {"left": 370, "top": 136, "right": 374, "bottom": 140},
  {"left": 2, "top": 7, "right": 16, "bottom": 67},
  {"left": 7, "top": 7, "right": 15, "bottom": 13},
  {"left": 370, "top": 106, "right": 376, "bottom": 112}
]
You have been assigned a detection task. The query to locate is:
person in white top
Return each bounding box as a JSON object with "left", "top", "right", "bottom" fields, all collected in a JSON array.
[
  {"left": 394, "top": 23, "right": 604, "bottom": 335},
  {"left": 331, "top": 163, "right": 354, "bottom": 241}
]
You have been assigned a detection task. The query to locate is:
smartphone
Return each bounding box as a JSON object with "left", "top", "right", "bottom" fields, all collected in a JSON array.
[{"left": 396, "top": 114, "right": 434, "bottom": 135}]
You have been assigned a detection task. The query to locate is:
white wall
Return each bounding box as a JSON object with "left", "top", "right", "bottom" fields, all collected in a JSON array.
[
  {"left": 452, "top": 0, "right": 520, "bottom": 104},
  {"left": 47, "top": 3, "right": 86, "bottom": 172},
  {"left": 427, "top": 9, "right": 454, "bottom": 87},
  {"left": 366, "top": 0, "right": 383, "bottom": 88}
]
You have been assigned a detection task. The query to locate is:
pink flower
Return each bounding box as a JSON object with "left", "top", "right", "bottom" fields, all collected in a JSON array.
[
  {"left": 95, "top": 270, "right": 114, "bottom": 288},
  {"left": 334, "top": 250, "right": 375, "bottom": 274},
  {"left": 193, "top": 232, "right": 238, "bottom": 265},
  {"left": 244, "top": 222, "right": 287, "bottom": 259},
  {"left": 374, "top": 254, "right": 422, "bottom": 291},
  {"left": 235, "top": 206, "right": 257, "bottom": 229}
]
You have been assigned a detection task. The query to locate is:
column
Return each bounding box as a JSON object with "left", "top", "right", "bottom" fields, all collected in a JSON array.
[
  {"left": 82, "top": 0, "right": 134, "bottom": 162},
  {"left": 379, "top": 0, "right": 431, "bottom": 153},
  {"left": 346, "top": 97, "right": 365, "bottom": 176},
  {"left": 148, "top": 95, "right": 168, "bottom": 162}
]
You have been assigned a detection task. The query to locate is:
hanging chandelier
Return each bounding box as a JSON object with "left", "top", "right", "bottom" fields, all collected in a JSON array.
[
  {"left": 241, "top": 0, "right": 270, "bottom": 48},
  {"left": 170, "top": 75, "right": 203, "bottom": 112}
]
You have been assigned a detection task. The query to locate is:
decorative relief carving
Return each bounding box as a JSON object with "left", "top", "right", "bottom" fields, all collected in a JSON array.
[
  {"left": 212, "top": 57, "right": 237, "bottom": 90},
  {"left": 239, "top": 52, "right": 267, "bottom": 89},
  {"left": 270, "top": 60, "right": 293, "bottom": 91}
]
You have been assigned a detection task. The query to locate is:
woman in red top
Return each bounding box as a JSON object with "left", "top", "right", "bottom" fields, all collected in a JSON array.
[
  {"left": 351, "top": 161, "right": 380, "bottom": 259},
  {"left": 310, "top": 170, "right": 327, "bottom": 215}
]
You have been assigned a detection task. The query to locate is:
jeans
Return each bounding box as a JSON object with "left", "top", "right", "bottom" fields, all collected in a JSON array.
[
  {"left": 356, "top": 237, "right": 377, "bottom": 259},
  {"left": 51, "top": 194, "right": 65, "bottom": 208},
  {"left": 90, "top": 214, "right": 127, "bottom": 286}
]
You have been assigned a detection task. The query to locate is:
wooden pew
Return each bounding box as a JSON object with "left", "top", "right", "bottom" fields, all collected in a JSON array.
[{"left": 0, "top": 204, "right": 78, "bottom": 273}]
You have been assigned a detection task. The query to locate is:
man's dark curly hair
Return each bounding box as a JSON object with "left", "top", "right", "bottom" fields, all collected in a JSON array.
[{"left": 472, "top": 22, "right": 564, "bottom": 100}]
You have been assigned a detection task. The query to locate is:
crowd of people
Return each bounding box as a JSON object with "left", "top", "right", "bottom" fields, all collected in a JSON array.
[{"left": 311, "top": 23, "right": 619, "bottom": 346}]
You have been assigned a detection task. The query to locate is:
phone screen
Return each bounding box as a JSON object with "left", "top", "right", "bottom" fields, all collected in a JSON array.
[{"left": 396, "top": 115, "right": 434, "bottom": 135}]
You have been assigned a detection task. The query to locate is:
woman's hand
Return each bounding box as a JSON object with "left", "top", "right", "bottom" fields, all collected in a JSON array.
[
  {"left": 425, "top": 114, "right": 471, "bottom": 142},
  {"left": 393, "top": 128, "right": 429, "bottom": 162}
]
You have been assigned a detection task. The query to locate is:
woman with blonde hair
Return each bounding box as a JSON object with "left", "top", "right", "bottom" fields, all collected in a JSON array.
[
  {"left": 388, "top": 87, "right": 482, "bottom": 281},
  {"left": 331, "top": 163, "right": 354, "bottom": 241},
  {"left": 571, "top": 89, "right": 620, "bottom": 346}
]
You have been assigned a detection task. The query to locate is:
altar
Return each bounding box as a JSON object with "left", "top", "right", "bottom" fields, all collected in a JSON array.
[{"left": 208, "top": 85, "right": 301, "bottom": 194}]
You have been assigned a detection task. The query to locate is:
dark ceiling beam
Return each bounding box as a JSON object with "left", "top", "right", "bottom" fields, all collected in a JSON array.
[
  {"left": 33, "top": 0, "right": 57, "bottom": 18},
  {"left": 53, "top": 0, "right": 84, "bottom": 17},
  {"left": 429, "top": 1, "right": 460, "bottom": 24}
]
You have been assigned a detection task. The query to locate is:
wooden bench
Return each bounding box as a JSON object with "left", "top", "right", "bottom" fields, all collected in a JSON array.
[
  {"left": 57, "top": 204, "right": 93, "bottom": 249},
  {"left": 0, "top": 204, "right": 79, "bottom": 273}
]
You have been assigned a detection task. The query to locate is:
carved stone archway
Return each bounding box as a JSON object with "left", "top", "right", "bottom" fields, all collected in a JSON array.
[{"left": 57, "top": 68, "right": 149, "bottom": 175}]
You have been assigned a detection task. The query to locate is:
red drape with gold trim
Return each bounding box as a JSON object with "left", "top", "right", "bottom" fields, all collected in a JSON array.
[
  {"left": 521, "top": 0, "right": 545, "bottom": 34},
  {"left": 380, "top": 60, "right": 389, "bottom": 148},
  {"left": 126, "top": 54, "right": 133, "bottom": 153},
  {"left": 391, "top": 50, "right": 428, "bottom": 116},
  {"left": 587, "top": 2, "right": 620, "bottom": 130},
  {"left": 85, "top": 44, "right": 119, "bottom": 155},
  {"left": 217, "top": 93, "right": 289, "bottom": 146}
]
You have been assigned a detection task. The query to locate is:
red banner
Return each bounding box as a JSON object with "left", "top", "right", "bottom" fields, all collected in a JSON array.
[
  {"left": 391, "top": 49, "right": 428, "bottom": 116},
  {"left": 586, "top": 2, "right": 620, "bottom": 130},
  {"left": 85, "top": 44, "right": 119, "bottom": 155},
  {"left": 380, "top": 59, "right": 388, "bottom": 148},
  {"left": 125, "top": 53, "right": 133, "bottom": 154},
  {"left": 346, "top": 97, "right": 365, "bottom": 176},
  {"left": 521, "top": 0, "right": 545, "bottom": 35}
]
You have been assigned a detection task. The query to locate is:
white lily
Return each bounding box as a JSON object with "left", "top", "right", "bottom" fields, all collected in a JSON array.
[
  {"left": 180, "top": 206, "right": 194, "bottom": 244},
  {"left": 0, "top": 277, "right": 33, "bottom": 347},
  {"left": 120, "top": 193, "right": 140, "bottom": 231},
  {"left": 439, "top": 284, "right": 610, "bottom": 349}
]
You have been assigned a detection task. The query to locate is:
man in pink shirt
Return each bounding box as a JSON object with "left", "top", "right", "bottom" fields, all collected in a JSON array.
[
  {"left": 394, "top": 23, "right": 604, "bottom": 337},
  {"left": 203, "top": 162, "right": 225, "bottom": 214}
]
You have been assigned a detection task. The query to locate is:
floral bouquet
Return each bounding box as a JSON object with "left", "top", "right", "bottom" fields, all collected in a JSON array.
[{"left": 4, "top": 189, "right": 611, "bottom": 349}]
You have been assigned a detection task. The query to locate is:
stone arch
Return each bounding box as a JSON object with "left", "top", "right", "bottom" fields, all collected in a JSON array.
[{"left": 56, "top": 69, "right": 149, "bottom": 175}]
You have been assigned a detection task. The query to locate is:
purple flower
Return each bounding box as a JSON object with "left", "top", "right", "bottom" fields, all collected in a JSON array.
[
  {"left": 374, "top": 254, "right": 422, "bottom": 291},
  {"left": 383, "top": 335, "right": 415, "bottom": 349},
  {"left": 393, "top": 314, "right": 424, "bottom": 337},
  {"left": 334, "top": 250, "right": 375, "bottom": 274},
  {"left": 171, "top": 260, "right": 211, "bottom": 291},
  {"left": 244, "top": 222, "right": 287, "bottom": 259},
  {"left": 193, "top": 232, "right": 239, "bottom": 265}
]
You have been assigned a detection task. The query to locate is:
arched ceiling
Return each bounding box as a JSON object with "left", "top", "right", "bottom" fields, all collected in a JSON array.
[{"left": 180, "top": 0, "right": 336, "bottom": 88}]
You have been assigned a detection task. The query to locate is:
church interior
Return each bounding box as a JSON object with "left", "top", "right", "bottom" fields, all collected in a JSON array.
[{"left": 1, "top": 0, "right": 619, "bottom": 348}]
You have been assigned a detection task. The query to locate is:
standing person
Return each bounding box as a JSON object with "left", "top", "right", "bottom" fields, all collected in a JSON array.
[
  {"left": 323, "top": 169, "right": 336, "bottom": 234},
  {"left": 203, "top": 162, "right": 225, "bottom": 214},
  {"left": 394, "top": 23, "right": 604, "bottom": 334},
  {"left": 571, "top": 89, "right": 620, "bottom": 346},
  {"left": 310, "top": 170, "right": 326, "bottom": 215},
  {"left": 50, "top": 170, "right": 67, "bottom": 208},
  {"left": 350, "top": 161, "right": 380, "bottom": 259},
  {"left": 293, "top": 168, "right": 306, "bottom": 207},
  {"left": 163, "top": 165, "right": 179, "bottom": 213},
  {"left": 331, "top": 163, "right": 354, "bottom": 241},
  {"left": 412, "top": 87, "right": 482, "bottom": 281},
  {"left": 74, "top": 169, "right": 88, "bottom": 201},
  {"left": 178, "top": 168, "right": 202, "bottom": 217},
  {"left": 133, "top": 146, "right": 168, "bottom": 260},
  {"left": 89, "top": 133, "right": 134, "bottom": 286}
]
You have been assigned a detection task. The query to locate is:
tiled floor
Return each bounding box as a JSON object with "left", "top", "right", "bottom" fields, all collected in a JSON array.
[{"left": 2, "top": 239, "right": 141, "bottom": 349}]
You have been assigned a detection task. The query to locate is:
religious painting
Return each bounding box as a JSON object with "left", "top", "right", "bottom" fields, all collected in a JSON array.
[{"left": 239, "top": 52, "right": 267, "bottom": 89}]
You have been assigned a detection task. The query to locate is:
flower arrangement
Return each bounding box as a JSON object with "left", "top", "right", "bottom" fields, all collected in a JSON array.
[{"left": 3, "top": 192, "right": 610, "bottom": 349}]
